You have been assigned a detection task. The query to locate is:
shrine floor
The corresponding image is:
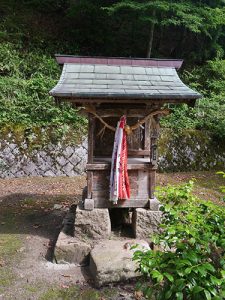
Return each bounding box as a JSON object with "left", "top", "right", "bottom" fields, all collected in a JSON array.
[{"left": 0, "top": 171, "right": 224, "bottom": 300}]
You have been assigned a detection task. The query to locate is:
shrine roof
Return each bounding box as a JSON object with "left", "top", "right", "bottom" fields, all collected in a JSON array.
[{"left": 50, "top": 56, "right": 201, "bottom": 102}]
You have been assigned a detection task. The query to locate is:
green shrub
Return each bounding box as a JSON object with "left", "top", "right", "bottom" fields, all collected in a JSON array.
[
  {"left": 133, "top": 181, "right": 225, "bottom": 300},
  {"left": 0, "top": 42, "right": 87, "bottom": 139},
  {"left": 161, "top": 59, "right": 225, "bottom": 139},
  {"left": 216, "top": 171, "right": 225, "bottom": 202}
]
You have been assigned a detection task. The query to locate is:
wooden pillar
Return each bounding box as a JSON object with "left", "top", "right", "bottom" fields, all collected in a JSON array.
[
  {"left": 87, "top": 114, "right": 95, "bottom": 199},
  {"left": 149, "top": 169, "right": 156, "bottom": 199},
  {"left": 149, "top": 116, "right": 160, "bottom": 199}
]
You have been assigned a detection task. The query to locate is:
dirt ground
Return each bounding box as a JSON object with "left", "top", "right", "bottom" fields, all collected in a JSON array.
[{"left": 0, "top": 171, "right": 224, "bottom": 299}]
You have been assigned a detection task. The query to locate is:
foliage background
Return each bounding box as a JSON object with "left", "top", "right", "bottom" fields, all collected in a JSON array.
[{"left": 0, "top": 0, "right": 225, "bottom": 139}]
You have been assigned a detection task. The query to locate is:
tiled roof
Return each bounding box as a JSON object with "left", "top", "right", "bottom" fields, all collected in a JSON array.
[{"left": 50, "top": 63, "right": 201, "bottom": 101}]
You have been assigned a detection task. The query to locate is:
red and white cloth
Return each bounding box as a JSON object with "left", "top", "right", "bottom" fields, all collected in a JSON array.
[{"left": 110, "top": 116, "right": 130, "bottom": 204}]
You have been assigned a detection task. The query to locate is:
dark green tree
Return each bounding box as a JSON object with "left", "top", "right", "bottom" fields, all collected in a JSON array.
[{"left": 104, "top": 0, "right": 225, "bottom": 59}]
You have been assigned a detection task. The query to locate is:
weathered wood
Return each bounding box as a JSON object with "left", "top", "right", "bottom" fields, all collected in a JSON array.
[
  {"left": 94, "top": 117, "right": 145, "bottom": 157},
  {"left": 95, "top": 108, "right": 157, "bottom": 118},
  {"left": 128, "top": 150, "right": 150, "bottom": 156},
  {"left": 92, "top": 191, "right": 148, "bottom": 199},
  {"left": 88, "top": 114, "right": 95, "bottom": 163},
  {"left": 94, "top": 198, "right": 149, "bottom": 208},
  {"left": 149, "top": 170, "right": 156, "bottom": 199},
  {"left": 62, "top": 97, "right": 194, "bottom": 105},
  {"left": 138, "top": 170, "right": 149, "bottom": 198},
  {"left": 144, "top": 119, "right": 151, "bottom": 151},
  {"left": 87, "top": 171, "right": 93, "bottom": 199},
  {"left": 87, "top": 163, "right": 152, "bottom": 171},
  {"left": 86, "top": 163, "right": 110, "bottom": 171}
]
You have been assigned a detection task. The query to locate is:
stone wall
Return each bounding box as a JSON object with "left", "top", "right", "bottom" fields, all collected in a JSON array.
[
  {"left": 0, "top": 129, "right": 224, "bottom": 178},
  {"left": 0, "top": 135, "right": 87, "bottom": 178},
  {"left": 158, "top": 129, "right": 225, "bottom": 172}
]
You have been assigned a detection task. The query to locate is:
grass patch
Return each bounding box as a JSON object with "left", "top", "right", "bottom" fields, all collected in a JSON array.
[
  {"left": 0, "top": 233, "right": 22, "bottom": 258},
  {"left": 38, "top": 286, "right": 118, "bottom": 300},
  {"left": 0, "top": 269, "right": 15, "bottom": 288},
  {"left": 38, "top": 286, "right": 80, "bottom": 300}
]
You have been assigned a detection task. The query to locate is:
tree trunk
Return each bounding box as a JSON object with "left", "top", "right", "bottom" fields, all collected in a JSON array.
[{"left": 146, "top": 10, "right": 156, "bottom": 58}]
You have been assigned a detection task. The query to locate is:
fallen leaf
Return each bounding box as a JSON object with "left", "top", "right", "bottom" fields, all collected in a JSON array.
[
  {"left": 60, "top": 284, "right": 70, "bottom": 289},
  {"left": 32, "top": 224, "right": 42, "bottom": 228},
  {"left": 0, "top": 260, "right": 5, "bottom": 267},
  {"left": 61, "top": 274, "right": 71, "bottom": 278},
  {"left": 135, "top": 290, "right": 143, "bottom": 299}
]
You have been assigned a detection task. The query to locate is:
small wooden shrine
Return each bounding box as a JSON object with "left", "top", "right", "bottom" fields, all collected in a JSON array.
[{"left": 50, "top": 56, "right": 201, "bottom": 210}]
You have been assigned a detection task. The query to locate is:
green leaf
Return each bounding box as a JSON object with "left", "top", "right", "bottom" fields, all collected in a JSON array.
[
  {"left": 165, "top": 289, "right": 172, "bottom": 299},
  {"left": 204, "top": 263, "right": 215, "bottom": 273},
  {"left": 164, "top": 272, "right": 174, "bottom": 282},
  {"left": 204, "top": 290, "right": 212, "bottom": 300},
  {"left": 184, "top": 267, "right": 192, "bottom": 275},
  {"left": 221, "top": 270, "right": 225, "bottom": 278},
  {"left": 151, "top": 270, "right": 164, "bottom": 282},
  {"left": 192, "top": 286, "right": 204, "bottom": 293},
  {"left": 176, "top": 292, "right": 183, "bottom": 300}
]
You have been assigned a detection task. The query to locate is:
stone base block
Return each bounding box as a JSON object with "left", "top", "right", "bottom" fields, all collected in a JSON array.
[
  {"left": 149, "top": 197, "right": 161, "bottom": 211},
  {"left": 54, "top": 232, "right": 91, "bottom": 265},
  {"left": 84, "top": 198, "right": 94, "bottom": 210},
  {"left": 74, "top": 207, "right": 111, "bottom": 240},
  {"left": 89, "top": 240, "right": 150, "bottom": 287},
  {"left": 133, "top": 208, "right": 162, "bottom": 240}
]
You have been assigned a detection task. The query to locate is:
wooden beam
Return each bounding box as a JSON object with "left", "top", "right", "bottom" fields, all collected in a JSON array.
[
  {"left": 58, "top": 97, "right": 196, "bottom": 105},
  {"left": 128, "top": 150, "right": 150, "bottom": 156},
  {"left": 95, "top": 108, "right": 159, "bottom": 118},
  {"left": 86, "top": 163, "right": 153, "bottom": 171},
  {"left": 94, "top": 198, "right": 149, "bottom": 208}
]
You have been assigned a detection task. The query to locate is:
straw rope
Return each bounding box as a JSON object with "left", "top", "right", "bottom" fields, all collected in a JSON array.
[{"left": 84, "top": 106, "right": 170, "bottom": 135}]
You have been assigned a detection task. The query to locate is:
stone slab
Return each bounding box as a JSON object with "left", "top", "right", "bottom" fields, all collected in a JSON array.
[
  {"left": 133, "top": 208, "right": 162, "bottom": 240},
  {"left": 55, "top": 232, "right": 91, "bottom": 265},
  {"left": 74, "top": 207, "right": 111, "bottom": 240},
  {"left": 89, "top": 240, "right": 150, "bottom": 287}
]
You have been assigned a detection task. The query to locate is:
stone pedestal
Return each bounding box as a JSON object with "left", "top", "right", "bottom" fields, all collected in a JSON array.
[
  {"left": 74, "top": 207, "right": 111, "bottom": 240},
  {"left": 132, "top": 208, "right": 162, "bottom": 240},
  {"left": 89, "top": 240, "right": 150, "bottom": 287},
  {"left": 55, "top": 232, "right": 91, "bottom": 265}
]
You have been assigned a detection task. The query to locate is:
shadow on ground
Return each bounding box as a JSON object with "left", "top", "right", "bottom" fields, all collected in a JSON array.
[{"left": 0, "top": 193, "right": 82, "bottom": 261}]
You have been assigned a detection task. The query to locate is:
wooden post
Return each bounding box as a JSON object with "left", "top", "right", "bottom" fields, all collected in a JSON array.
[
  {"left": 87, "top": 114, "right": 95, "bottom": 202},
  {"left": 88, "top": 113, "right": 95, "bottom": 163},
  {"left": 149, "top": 169, "right": 156, "bottom": 199},
  {"left": 144, "top": 119, "right": 151, "bottom": 153}
]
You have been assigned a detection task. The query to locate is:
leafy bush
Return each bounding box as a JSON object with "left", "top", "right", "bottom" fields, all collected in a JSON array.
[
  {"left": 0, "top": 42, "right": 87, "bottom": 140},
  {"left": 216, "top": 171, "right": 225, "bottom": 202},
  {"left": 161, "top": 59, "right": 225, "bottom": 139},
  {"left": 133, "top": 181, "right": 225, "bottom": 300}
]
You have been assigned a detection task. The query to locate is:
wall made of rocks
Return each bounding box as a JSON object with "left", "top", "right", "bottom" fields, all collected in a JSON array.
[
  {"left": 158, "top": 129, "right": 225, "bottom": 172},
  {"left": 0, "top": 136, "right": 87, "bottom": 178},
  {"left": 0, "top": 129, "right": 224, "bottom": 178}
]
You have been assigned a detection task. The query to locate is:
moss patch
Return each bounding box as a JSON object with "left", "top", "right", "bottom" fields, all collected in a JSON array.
[{"left": 158, "top": 129, "right": 225, "bottom": 172}]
